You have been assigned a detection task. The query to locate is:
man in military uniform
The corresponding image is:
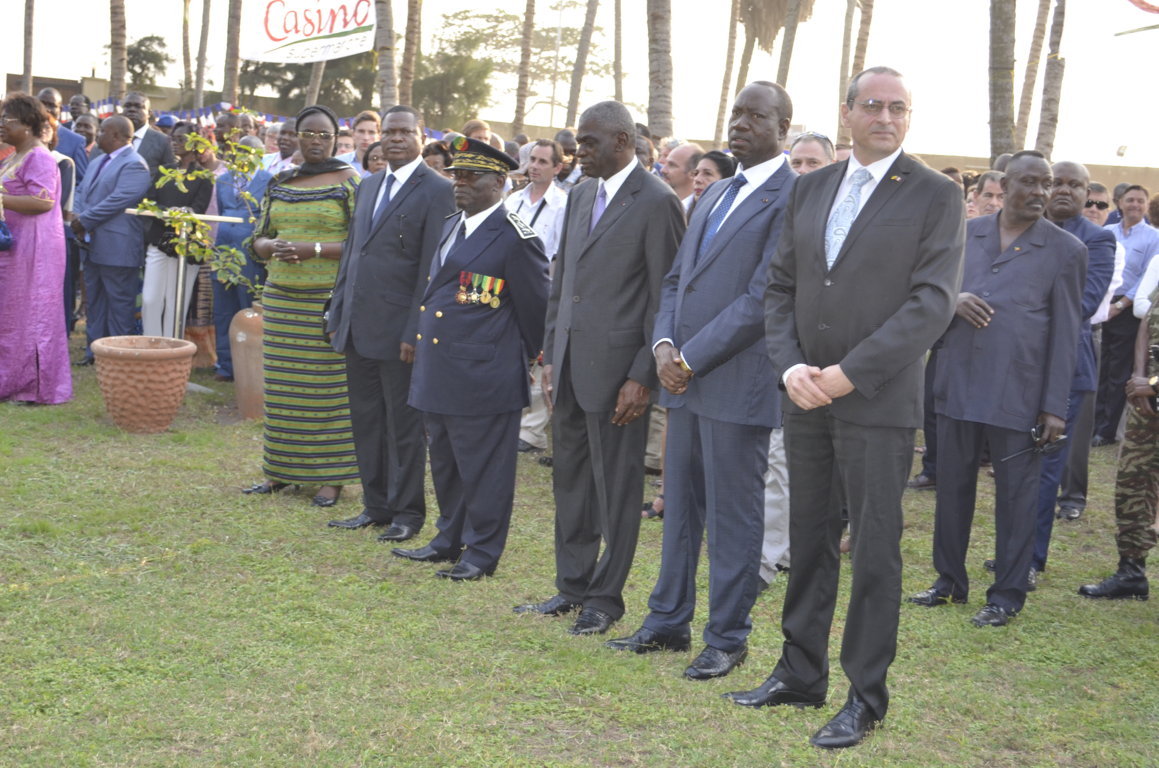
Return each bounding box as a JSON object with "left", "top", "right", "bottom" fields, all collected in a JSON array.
[{"left": 392, "top": 138, "right": 550, "bottom": 581}]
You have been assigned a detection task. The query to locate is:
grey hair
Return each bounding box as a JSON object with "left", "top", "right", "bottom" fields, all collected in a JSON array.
[
  {"left": 845, "top": 66, "right": 905, "bottom": 105},
  {"left": 579, "top": 101, "right": 637, "bottom": 144}
]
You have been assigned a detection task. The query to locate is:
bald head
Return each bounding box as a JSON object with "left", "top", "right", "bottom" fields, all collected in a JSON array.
[
  {"left": 97, "top": 114, "right": 134, "bottom": 154},
  {"left": 1047, "top": 160, "right": 1092, "bottom": 223}
]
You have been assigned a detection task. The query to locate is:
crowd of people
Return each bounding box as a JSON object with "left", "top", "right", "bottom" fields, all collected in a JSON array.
[{"left": 1, "top": 64, "right": 1157, "bottom": 751}]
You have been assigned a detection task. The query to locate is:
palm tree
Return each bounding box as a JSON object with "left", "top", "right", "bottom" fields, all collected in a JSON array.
[
  {"left": 566, "top": 0, "right": 600, "bottom": 128},
  {"left": 647, "top": 0, "right": 674, "bottom": 138},
  {"left": 838, "top": 0, "right": 873, "bottom": 144},
  {"left": 181, "top": 0, "right": 193, "bottom": 105},
  {"left": 374, "top": 0, "right": 398, "bottom": 109},
  {"left": 109, "top": 0, "right": 128, "bottom": 101},
  {"left": 613, "top": 0, "right": 623, "bottom": 102},
  {"left": 194, "top": 0, "right": 211, "bottom": 108},
  {"left": 1014, "top": 0, "right": 1052, "bottom": 148},
  {"left": 222, "top": 0, "right": 243, "bottom": 104},
  {"left": 713, "top": 0, "right": 741, "bottom": 149},
  {"left": 775, "top": 0, "right": 815, "bottom": 87},
  {"left": 305, "top": 61, "right": 326, "bottom": 107},
  {"left": 398, "top": 0, "right": 421, "bottom": 106},
  {"left": 22, "top": 0, "right": 34, "bottom": 93},
  {"left": 1035, "top": 0, "right": 1066, "bottom": 156},
  {"left": 988, "top": 0, "right": 1016, "bottom": 164},
  {"left": 734, "top": 0, "right": 788, "bottom": 95},
  {"left": 836, "top": 0, "right": 856, "bottom": 135},
  {"left": 513, "top": 0, "right": 535, "bottom": 134}
]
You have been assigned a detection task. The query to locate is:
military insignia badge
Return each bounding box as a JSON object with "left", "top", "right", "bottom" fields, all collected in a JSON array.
[{"left": 507, "top": 211, "right": 538, "bottom": 240}]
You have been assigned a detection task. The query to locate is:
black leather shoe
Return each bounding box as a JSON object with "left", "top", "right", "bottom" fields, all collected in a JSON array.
[
  {"left": 971, "top": 603, "right": 1016, "bottom": 627},
  {"left": 605, "top": 626, "right": 691, "bottom": 653},
  {"left": 1056, "top": 505, "right": 1083, "bottom": 521},
  {"left": 907, "top": 587, "right": 966, "bottom": 607},
  {"left": 326, "top": 512, "right": 384, "bottom": 529},
  {"left": 435, "top": 561, "right": 495, "bottom": 581},
  {"left": 723, "top": 673, "right": 825, "bottom": 708},
  {"left": 376, "top": 524, "right": 416, "bottom": 542},
  {"left": 810, "top": 692, "right": 881, "bottom": 749},
  {"left": 1078, "top": 557, "right": 1149, "bottom": 600},
  {"left": 567, "top": 607, "right": 615, "bottom": 635},
  {"left": 391, "top": 544, "right": 456, "bottom": 563},
  {"left": 517, "top": 439, "right": 544, "bottom": 454},
  {"left": 906, "top": 473, "right": 936, "bottom": 490},
  {"left": 243, "top": 481, "right": 297, "bottom": 495},
  {"left": 983, "top": 558, "right": 997, "bottom": 572},
  {"left": 684, "top": 645, "right": 747, "bottom": 680},
  {"left": 513, "top": 594, "right": 579, "bottom": 616},
  {"left": 311, "top": 492, "right": 340, "bottom": 508}
]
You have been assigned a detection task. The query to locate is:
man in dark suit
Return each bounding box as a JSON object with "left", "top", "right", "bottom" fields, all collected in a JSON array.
[
  {"left": 514, "top": 101, "right": 685, "bottom": 635},
  {"left": 604, "top": 82, "right": 795, "bottom": 681},
  {"left": 93, "top": 92, "right": 174, "bottom": 177},
  {"left": 36, "top": 88, "right": 89, "bottom": 181},
  {"left": 392, "top": 138, "right": 549, "bottom": 581},
  {"left": 70, "top": 115, "right": 152, "bottom": 363},
  {"left": 727, "top": 67, "right": 965, "bottom": 750},
  {"left": 326, "top": 106, "right": 455, "bottom": 538},
  {"left": 909, "top": 152, "right": 1086, "bottom": 625}
]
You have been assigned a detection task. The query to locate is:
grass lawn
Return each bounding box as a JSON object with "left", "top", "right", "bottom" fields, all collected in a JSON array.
[{"left": 1, "top": 337, "right": 1156, "bottom": 767}]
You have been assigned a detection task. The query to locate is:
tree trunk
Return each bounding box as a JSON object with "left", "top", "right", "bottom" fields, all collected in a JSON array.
[
  {"left": 647, "top": 0, "right": 674, "bottom": 138},
  {"left": 513, "top": 0, "right": 536, "bottom": 133},
  {"left": 1035, "top": 0, "right": 1066, "bottom": 156},
  {"left": 613, "top": 0, "right": 623, "bottom": 102},
  {"left": 734, "top": 33, "right": 755, "bottom": 95},
  {"left": 182, "top": 0, "right": 193, "bottom": 104},
  {"left": 988, "top": 0, "right": 1016, "bottom": 165},
  {"left": 841, "top": 0, "right": 873, "bottom": 145},
  {"left": 1014, "top": 0, "right": 1051, "bottom": 148},
  {"left": 714, "top": 0, "right": 741, "bottom": 149},
  {"left": 566, "top": 0, "right": 600, "bottom": 128},
  {"left": 398, "top": 0, "right": 420, "bottom": 106},
  {"left": 374, "top": 0, "right": 398, "bottom": 110},
  {"left": 195, "top": 0, "right": 211, "bottom": 108},
  {"left": 837, "top": 0, "right": 855, "bottom": 140},
  {"left": 305, "top": 61, "right": 326, "bottom": 108},
  {"left": 109, "top": 0, "right": 128, "bottom": 101},
  {"left": 22, "top": 0, "right": 34, "bottom": 94},
  {"left": 775, "top": 0, "right": 802, "bottom": 86},
  {"left": 222, "top": 0, "right": 243, "bottom": 105}
]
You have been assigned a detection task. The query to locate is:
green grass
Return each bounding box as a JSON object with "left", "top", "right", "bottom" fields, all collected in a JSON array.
[{"left": 1, "top": 335, "right": 1156, "bottom": 767}]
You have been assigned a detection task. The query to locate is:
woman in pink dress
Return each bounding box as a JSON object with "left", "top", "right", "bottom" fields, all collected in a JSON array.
[{"left": 0, "top": 93, "right": 71, "bottom": 404}]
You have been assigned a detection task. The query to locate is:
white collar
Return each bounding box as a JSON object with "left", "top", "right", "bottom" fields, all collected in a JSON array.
[
  {"left": 735, "top": 152, "right": 786, "bottom": 187},
  {"left": 599, "top": 158, "right": 639, "bottom": 204},
  {"left": 844, "top": 146, "right": 903, "bottom": 184},
  {"left": 385, "top": 154, "right": 424, "bottom": 187},
  {"left": 460, "top": 200, "right": 505, "bottom": 238},
  {"left": 133, "top": 124, "right": 148, "bottom": 140}
]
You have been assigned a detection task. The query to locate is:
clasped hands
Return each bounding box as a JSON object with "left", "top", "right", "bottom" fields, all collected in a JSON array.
[
  {"left": 654, "top": 342, "right": 691, "bottom": 396},
  {"left": 784, "top": 365, "right": 854, "bottom": 411},
  {"left": 1126, "top": 376, "right": 1157, "bottom": 417}
]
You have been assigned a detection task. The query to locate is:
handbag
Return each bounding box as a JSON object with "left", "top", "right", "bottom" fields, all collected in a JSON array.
[{"left": 0, "top": 217, "right": 12, "bottom": 251}]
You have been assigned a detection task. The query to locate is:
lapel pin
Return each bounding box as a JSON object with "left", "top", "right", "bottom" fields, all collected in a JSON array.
[
  {"left": 889, "top": 175, "right": 902, "bottom": 182},
  {"left": 761, "top": 198, "right": 769, "bottom": 203}
]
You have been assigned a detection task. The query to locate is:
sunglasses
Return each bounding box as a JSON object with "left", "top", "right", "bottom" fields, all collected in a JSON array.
[
  {"left": 299, "top": 130, "right": 335, "bottom": 142},
  {"left": 1084, "top": 200, "right": 1110, "bottom": 210}
]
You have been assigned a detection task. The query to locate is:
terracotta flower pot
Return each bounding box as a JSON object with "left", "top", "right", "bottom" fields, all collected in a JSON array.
[
  {"left": 91, "top": 335, "right": 198, "bottom": 434},
  {"left": 228, "top": 304, "right": 264, "bottom": 420}
]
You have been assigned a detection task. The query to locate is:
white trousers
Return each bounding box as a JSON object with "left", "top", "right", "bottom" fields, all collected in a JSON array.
[
  {"left": 519, "top": 362, "right": 550, "bottom": 449},
  {"left": 142, "top": 244, "right": 200, "bottom": 338},
  {"left": 760, "top": 427, "right": 791, "bottom": 582}
]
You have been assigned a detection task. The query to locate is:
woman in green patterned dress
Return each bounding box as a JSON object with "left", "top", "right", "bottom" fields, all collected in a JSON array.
[{"left": 243, "top": 105, "right": 360, "bottom": 507}]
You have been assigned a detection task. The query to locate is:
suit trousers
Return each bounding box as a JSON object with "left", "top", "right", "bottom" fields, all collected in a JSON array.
[
  {"left": 142, "top": 245, "right": 199, "bottom": 338},
  {"left": 1059, "top": 326, "right": 1101, "bottom": 512},
  {"left": 424, "top": 409, "right": 520, "bottom": 571},
  {"left": 642, "top": 407, "right": 769, "bottom": 652},
  {"left": 759, "top": 427, "right": 790, "bottom": 581},
  {"left": 932, "top": 415, "right": 1040, "bottom": 612},
  {"left": 772, "top": 409, "right": 912, "bottom": 722},
  {"left": 83, "top": 261, "right": 139, "bottom": 356},
  {"left": 345, "top": 348, "right": 427, "bottom": 529},
  {"left": 551, "top": 356, "right": 648, "bottom": 620},
  {"left": 1032, "top": 390, "right": 1083, "bottom": 570},
  {"left": 920, "top": 348, "right": 939, "bottom": 479},
  {"left": 1094, "top": 312, "right": 1141, "bottom": 442}
]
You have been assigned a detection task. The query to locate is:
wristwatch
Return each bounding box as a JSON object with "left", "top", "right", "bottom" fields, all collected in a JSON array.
[
  {"left": 1114, "top": 300, "right": 1125, "bottom": 311},
  {"left": 1149, "top": 375, "right": 1158, "bottom": 390},
  {"left": 314, "top": 242, "right": 322, "bottom": 259}
]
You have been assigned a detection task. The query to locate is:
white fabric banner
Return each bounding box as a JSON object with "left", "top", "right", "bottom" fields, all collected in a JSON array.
[{"left": 241, "top": 0, "right": 376, "bottom": 63}]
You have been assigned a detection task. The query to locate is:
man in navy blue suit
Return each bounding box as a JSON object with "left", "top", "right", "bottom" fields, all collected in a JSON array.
[
  {"left": 37, "top": 88, "right": 89, "bottom": 181},
  {"left": 604, "top": 82, "right": 795, "bottom": 681},
  {"left": 71, "top": 115, "right": 151, "bottom": 363},
  {"left": 392, "top": 138, "right": 550, "bottom": 581}
]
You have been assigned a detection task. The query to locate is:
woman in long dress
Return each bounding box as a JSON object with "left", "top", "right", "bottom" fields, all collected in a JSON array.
[
  {"left": 0, "top": 93, "right": 70, "bottom": 405},
  {"left": 243, "top": 105, "right": 360, "bottom": 508}
]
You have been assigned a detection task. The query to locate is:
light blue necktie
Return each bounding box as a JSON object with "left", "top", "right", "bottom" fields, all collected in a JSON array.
[
  {"left": 824, "top": 167, "right": 872, "bottom": 268},
  {"left": 589, "top": 183, "right": 608, "bottom": 233},
  {"left": 697, "top": 173, "right": 747, "bottom": 263}
]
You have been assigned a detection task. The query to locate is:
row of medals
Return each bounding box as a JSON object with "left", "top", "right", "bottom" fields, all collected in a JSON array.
[{"left": 457, "top": 288, "right": 501, "bottom": 308}]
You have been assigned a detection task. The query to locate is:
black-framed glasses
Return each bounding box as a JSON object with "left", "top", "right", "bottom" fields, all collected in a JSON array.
[
  {"left": 1085, "top": 199, "right": 1110, "bottom": 210},
  {"left": 299, "top": 130, "right": 335, "bottom": 142},
  {"left": 849, "top": 99, "right": 910, "bottom": 118}
]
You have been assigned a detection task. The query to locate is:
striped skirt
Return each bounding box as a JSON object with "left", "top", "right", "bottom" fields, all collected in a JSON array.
[{"left": 260, "top": 282, "right": 360, "bottom": 485}]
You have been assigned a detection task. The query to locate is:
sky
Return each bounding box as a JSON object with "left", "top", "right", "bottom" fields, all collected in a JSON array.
[{"left": 8, "top": 0, "right": 1159, "bottom": 167}]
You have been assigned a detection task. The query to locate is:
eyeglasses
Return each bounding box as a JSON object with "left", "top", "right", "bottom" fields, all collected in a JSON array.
[
  {"left": 1084, "top": 199, "right": 1110, "bottom": 210},
  {"left": 450, "top": 169, "right": 495, "bottom": 182},
  {"left": 849, "top": 99, "right": 911, "bottom": 118},
  {"left": 299, "top": 130, "right": 335, "bottom": 142}
]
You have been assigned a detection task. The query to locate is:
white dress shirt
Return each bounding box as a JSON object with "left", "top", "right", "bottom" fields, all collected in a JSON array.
[
  {"left": 1091, "top": 242, "right": 1126, "bottom": 325},
  {"left": 372, "top": 154, "right": 424, "bottom": 214},
  {"left": 439, "top": 200, "right": 505, "bottom": 266},
  {"left": 1133, "top": 252, "right": 1159, "bottom": 318},
  {"left": 504, "top": 181, "right": 567, "bottom": 261}
]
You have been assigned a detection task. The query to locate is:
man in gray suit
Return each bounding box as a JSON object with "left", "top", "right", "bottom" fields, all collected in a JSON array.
[
  {"left": 515, "top": 101, "right": 685, "bottom": 635},
  {"left": 71, "top": 115, "right": 152, "bottom": 363},
  {"left": 727, "top": 67, "right": 965, "bottom": 750},
  {"left": 604, "top": 82, "right": 795, "bottom": 681},
  {"left": 94, "top": 92, "right": 174, "bottom": 177},
  {"left": 909, "top": 151, "right": 1086, "bottom": 626},
  {"left": 326, "top": 106, "right": 455, "bottom": 538}
]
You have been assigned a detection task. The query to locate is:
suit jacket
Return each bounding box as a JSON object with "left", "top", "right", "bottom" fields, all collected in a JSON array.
[
  {"left": 544, "top": 163, "right": 686, "bottom": 412},
  {"left": 654, "top": 163, "right": 795, "bottom": 428},
  {"left": 934, "top": 214, "right": 1087, "bottom": 430},
  {"left": 1056, "top": 214, "right": 1116, "bottom": 392},
  {"left": 765, "top": 152, "right": 966, "bottom": 429},
  {"left": 73, "top": 147, "right": 152, "bottom": 268},
  {"left": 329, "top": 162, "right": 455, "bottom": 359},
  {"left": 92, "top": 127, "right": 175, "bottom": 177},
  {"left": 55, "top": 125, "right": 90, "bottom": 182},
  {"left": 408, "top": 206, "right": 550, "bottom": 416}
]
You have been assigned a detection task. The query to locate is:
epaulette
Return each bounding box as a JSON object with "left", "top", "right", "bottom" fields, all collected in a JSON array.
[{"left": 507, "top": 211, "right": 538, "bottom": 240}]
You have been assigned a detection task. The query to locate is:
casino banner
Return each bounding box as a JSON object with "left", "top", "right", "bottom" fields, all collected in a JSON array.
[{"left": 241, "top": 0, "right": 376, "bottom": 64}]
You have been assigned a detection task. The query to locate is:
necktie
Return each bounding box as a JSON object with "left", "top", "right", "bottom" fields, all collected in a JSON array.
[
  {"left": 441, "top": 222, "right": 466, "bottom": 267},
  {"left": 589, "top": 183, "right": 608, "bottom": 233},
  {"left": 824, "top": 167, "right": 872, "bottom": 268},
  {"left": 372, "top": 173, "right": 396, "bottom": 224},
  {"left": 91, "top": 153, "right": 112, "bottom": 181},
  {"left": 697, "top": 173, "right": 748, "bottom": 262}
]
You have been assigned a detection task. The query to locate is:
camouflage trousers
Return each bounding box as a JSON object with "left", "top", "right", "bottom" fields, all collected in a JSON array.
[{"left": 1113, "top": 408, "right": 1159, "bottom": 559}]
